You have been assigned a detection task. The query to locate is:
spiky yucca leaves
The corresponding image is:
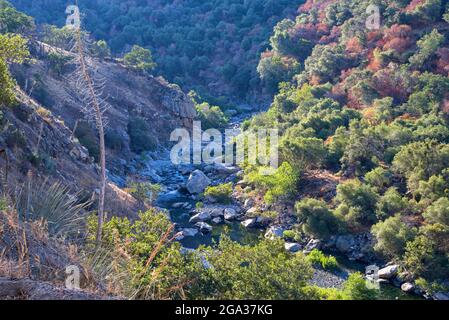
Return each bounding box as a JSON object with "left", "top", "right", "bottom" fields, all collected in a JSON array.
[{"left": 15, "top": 177, "right": 89, "bottom": 237}]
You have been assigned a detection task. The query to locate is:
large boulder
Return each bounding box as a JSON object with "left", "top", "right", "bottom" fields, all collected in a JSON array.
[
  {"left": 224, "top": 208, "right": 239, "bottom": 221},
  {"left": 195, "top": 222, "right": 213, "bottom": 234},
  {"left": 241, "top": 218, "right": 257, "bottom": 228},
  {"left": 378, "top": 265, "right": 399, "bottom": 279},
  {"left": 210, "top": 208, "right": 224, "bottom": 218},
  {"left": 214, "top": 163, "right": 240, "bottom": 175},
  {"left": 181, "top": 228, "right": 199, "bottom": 238},
  {"left": 189, "top": 211, "right": 212, "bottom": 223},
  {"left": 186, "top": 170, "right": 211, "bottom": 194},
  {"left": 401, "top": 282, "right": 415, "bottom": 293},
  {"left": 265, "top": 226, "right": 284, "bottom": 239}
]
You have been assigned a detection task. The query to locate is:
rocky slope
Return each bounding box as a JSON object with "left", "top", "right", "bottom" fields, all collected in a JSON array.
[{"left": 1, "top": 40, "right": 195, "bottom": 217}]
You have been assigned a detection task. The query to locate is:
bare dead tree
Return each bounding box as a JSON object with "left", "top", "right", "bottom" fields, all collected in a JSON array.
[{"left": 70, "top": 26, "right": 109, "bottom": 246}]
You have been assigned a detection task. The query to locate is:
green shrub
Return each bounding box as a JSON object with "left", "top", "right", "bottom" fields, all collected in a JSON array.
[
  {"left": 127, "top": 117, "right": 157, "bottom": 153},
  {"left": 87, "top": 209, "right": 203, "bottom": 299},
  {"left": 404, "top": 235, "right": 449, "bottom": 280},
  {"left": 423, "top": 197, "right": 449, "bottom": 226},
  {"left": 195, "top": 201, "right": 204, "bottom": 209},
  {"left": 342, "top": 273, "right": 379, "bottom": 300},
  {"left": 371, "top": 215, "right": 417, "bottom": 259},
  {"left": 204, "top": 183, "right": 233, "bottom": 204},
  {"left": 295, "top": 198, "right": 343, "bottom": 239},
  {"left": 364, "top": 167, "right": 392, "bottom": 191},
  {"left": 246, "top": 162, "right": 298, "bottom": 204},
  {"left": 283, "top": 230, "right": 299, "bottom": 241},
  {"left": 196, "top": 102, "right": 228, "bottom": 129},
  {"left": 375, "top": 188, "right": 409, "bottom": 220},
  {"left": 74, "top": 122, "right": 99, "bottom": 161},
  {"left": 47, "top": 51, "right": 72, "bottom": 76},
  {"left": 124, "top": 45, "right": 156, "bottom": 72},
  {"left": 4, "top": 127, "right": 26, "bottom": 148},
  {"left": 335, "top": 179, "right": 379, "bottom": 228},
  {"left": 195, "top": 237, "right": 320, "bottom": 299},
  {"left": 306, "top": 249, "right": 339, "bottom": 270},
  {"left": 127, "top": 182, "right": 161, "bottom": 205},
  {"left": 105, "top": 130, "right": 124, "bottom": 151}
]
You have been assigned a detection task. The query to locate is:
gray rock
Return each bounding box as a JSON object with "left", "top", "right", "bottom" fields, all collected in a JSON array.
[
  {"left": 158, "top": 190, "right": 182, "bottom": 202},
  {"left": 186, "top": 170, "right": 211, "bottom": 194},
  {"left": 285, "top": 242, "right": 301, "bottom": 253},
  {"left": 181, "top": 228, "right": 199, "bottom": 238},
  {"left": 210, "top": 208, "right": 224, "bottom": 218},
  {"left": 401, "top": 282, "right": 415, "bottom": 293},
  {"left": 244, "top": 198, "right": 254, "bottom": 209},
  {"left": 265, "top": 226, "right": 284, "bottom": 239},
  {"left": 172, "top": 202, "right": 185, "bottom": 209},
  {"left": 211, "top": 217, "right": 223, "bottom": 224},
  {"left": 214, "top": 162, "right": 240, "bottom": 175},
  {"left": 303, "top": 239, "right": 321, "bottom": 254},
  {"left": 378, "top": 265, "right": 399, "bottom": 279},
  {"left": 336, "top": 235, "right": 354, "bottom": 253},
  {"left": 241, "top": 218, "right": 257, "bottom": 228},
  {"left": 195, "top": 222, "right": 213, "bottom": 234},
  {"left": 224, "top": 208, "right": 239, "bottom": 221},
  {"left": 189, "top": 211, "right": 211, "bottom": 223}
]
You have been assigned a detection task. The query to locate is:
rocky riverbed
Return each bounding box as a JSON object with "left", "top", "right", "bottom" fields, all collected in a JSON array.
[{"left": 130, "top": 114, "right": 431, "bottom": 300}]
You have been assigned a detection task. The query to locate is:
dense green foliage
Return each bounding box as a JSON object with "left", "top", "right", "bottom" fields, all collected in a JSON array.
[
  {"left": 0, "top": 32, "right": 29, "bottom": 106},
  {"left": 10, "top": 0, "right": 305, "bottom": 101},
  {"left": 244, "top": 0, "right": 449, "bottom": 286},
  {"left": 124, "top": 45, "right": 156, "bottom": 73},
  {"left": 88, "top": 211, "right": 332, "bottom": 300},
  {"left": 306, "top": 249, "right": 339, "bottom": 270},
  {"left": 204, "top": 183, "right": 233, "bottom": 204}
]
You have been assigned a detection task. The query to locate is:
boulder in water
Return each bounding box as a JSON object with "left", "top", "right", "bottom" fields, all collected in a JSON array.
[
  {"left": 241, "top": 218, "right": 257, "bottom": 228},
  {"left": 195, "top": 222, "right": 213, "bottom": 233},
  {"left": 189, "top": 211, "right": 212, "bottom": 223}
]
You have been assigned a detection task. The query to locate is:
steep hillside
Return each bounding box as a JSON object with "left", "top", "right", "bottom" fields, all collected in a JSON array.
[
  {"left": 243, "top": 0, "right": 449, "bottom": 294},
  {"left": 10, "top": 40, "right": 195, "bottom": 185},
  {"left": 10, "top": 0, "right": 305, "bottom": 104}
]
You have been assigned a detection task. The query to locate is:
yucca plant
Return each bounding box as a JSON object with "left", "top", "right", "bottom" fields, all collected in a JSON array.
[{"left": 15, "top": 176, "right": 89, "bottom": 238}]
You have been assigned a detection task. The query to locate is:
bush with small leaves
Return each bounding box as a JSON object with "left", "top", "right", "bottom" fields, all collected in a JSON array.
[
  {"left": 341, "top": 273, "right": 379, "bottom": 300},
  {"left": 376, "top": 188, "right": 409, "bottom": 220},
  {"left": 371, "top": 215, "right": 417, "bottom": 259},
  {"left": 335, "top": 179, "right": 379, "bottom": 228},
  {"left": 423, "top": 197, "right": 449, "bottom": 226},
  {"left": 295, "top": 198, "right": 343, "bottom": 239},
  {"left": 124, "top": 45, "right": 156, "bottom": 72},
  {"left": 204, "top": 183, "right": 233, "bottom": 204},
  {"left": 306, "top": 249, "right": 339, "bottom": 270}
]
